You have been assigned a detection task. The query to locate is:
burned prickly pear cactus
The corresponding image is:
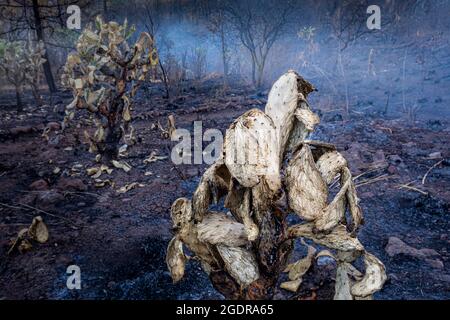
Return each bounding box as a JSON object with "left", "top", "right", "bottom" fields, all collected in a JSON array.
[
  {"left": 0, "top": 39, "right": 46, "bottom": 110},
  {"left": 166, "top": 71, "right": 386, "bottom": 300},
  {"left": 61, "top": 16, "right": 156, "bottom": 160}
]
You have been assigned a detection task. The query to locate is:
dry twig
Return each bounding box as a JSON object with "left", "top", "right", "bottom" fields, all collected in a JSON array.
[
  {"left": 422, "top": 159, "right": 444, "bottom": 185},
  {"left": 0, "top": 202, "right": 78, "bottom": 227},
  {"left": 397, "top": 183, "right": 428, "bottom": 195},
  {"left": 355, "top": 174, "right": 391, "bottom": 188}
]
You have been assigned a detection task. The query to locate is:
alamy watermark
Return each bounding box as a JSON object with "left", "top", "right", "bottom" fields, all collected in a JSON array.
[
  {"left": 66, "top": 265, "right": 81, "bottom": 290},
  {"left": 171, "top": 121, "right": 222, "bottom": 165},
  {"left": 66, "top": 5, "right": 81, "bottom": 30},
  {"left": 170, "top": 121, "right": 277, "bottom": 167},
  {"left": 65, "top": 4, "right": 381, "bottom": 34},
  {"left": 367, "top": 5, "right": 381, "bottom": 30}
]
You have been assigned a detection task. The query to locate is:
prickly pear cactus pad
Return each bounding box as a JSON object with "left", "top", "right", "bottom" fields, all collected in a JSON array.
[{"left": 166, "top": 70, "right": 386, "bottom": 300}]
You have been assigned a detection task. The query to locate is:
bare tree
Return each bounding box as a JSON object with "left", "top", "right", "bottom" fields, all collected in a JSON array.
[
  {"left": 224, "top": 0, "right": 294, "bottom": 89},
  {"left": 205, "top": 2, "right": 231, "bottom": 86},
  {"left": 30, "top": 0, "right": 56, "bottom": 92},
  {"left": 139, "top": 0, "right": 171, "bottom": 99},
  {"left": 328, "top": 0, "right": 369, "bottom": 116},
  {"left": 189, "top": 47, "right": 207, "bottom": 80},
  {"left": 328, "top": 0, "right": 397, "bottom": 116}
]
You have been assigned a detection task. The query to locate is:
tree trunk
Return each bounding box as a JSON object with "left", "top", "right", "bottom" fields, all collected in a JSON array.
[
  {"left": 15, "top": 85, "right": 23, "bottom": 112},
  {"left": 31, "top": 0, "right": 57, "bottom": 93},
  {"left": 250, "top": 58, "right": 257, "bottom": 88},
  {"left": 220, "top": 26, "right": 228, "bottom": 87},
  {"left": 159, "top": 59, "right": 170, "bottom": 99},
  {"left": 256, "top": 62, "right": 266, "bottom": 91},
  {"left": 103, "top": 0, "right": 108, "bottom": 16},
  {"left": 31, "top": 83, "right": 43, "bottom": 106},
  {"left": 337, "top": 43, "right": 349, "bottom": 117},
  {"left": 56, "top": 1, "right": 65, "bottom": 27}
]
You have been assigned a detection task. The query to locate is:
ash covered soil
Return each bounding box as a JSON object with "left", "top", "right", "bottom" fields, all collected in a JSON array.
[{"left": 0, "top": 80, "right": 449, "bottom": 300}]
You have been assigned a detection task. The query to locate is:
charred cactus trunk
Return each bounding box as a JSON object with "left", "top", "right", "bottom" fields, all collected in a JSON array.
[
  {"left": 102, "top": 123, "right": 123, "bottom": 160},
  {"left": 102, "top": 89, "right": 125, "bottom": 160},
  {"left": 244, "top": 208, "right": 293, "bottom": 299},
  {"left": 31, "top": 83, "right": 43, "bottom": 106}
]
